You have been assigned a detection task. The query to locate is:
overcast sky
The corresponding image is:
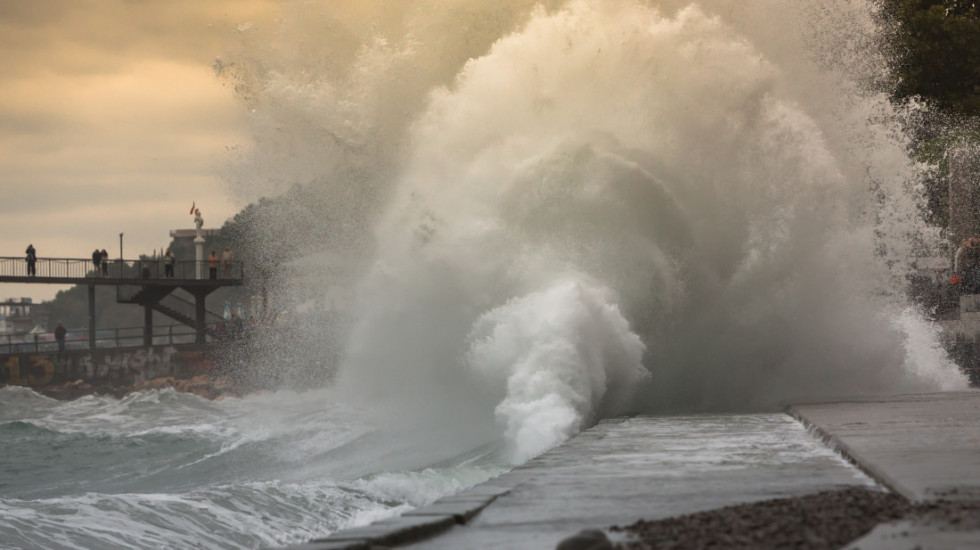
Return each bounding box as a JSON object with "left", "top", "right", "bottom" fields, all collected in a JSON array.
[{"left": 0, "top": 0, "right": 284, "bottom": 301}]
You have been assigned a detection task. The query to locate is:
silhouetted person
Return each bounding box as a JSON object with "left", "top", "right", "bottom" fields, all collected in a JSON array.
[
  {"left": 164, "top": 248, "right": 175, "bottom": 278},
  {"left": 25, "top": 244, "right": 36, "bottom": 276},
  {"left": 141, "top": 264, "right": 151, "bottom": 279},
  {"left": 54, "top": 322, "right": 67, "bottom": 353},
  {"left": 100, "top": 249, "right": 109, "bottom": 277},
  {"left": 92, "top": 249, "right": 101, "bottom": 275},
  {"left": 208, "top": 250, "right": 218, "bottom": 280}
]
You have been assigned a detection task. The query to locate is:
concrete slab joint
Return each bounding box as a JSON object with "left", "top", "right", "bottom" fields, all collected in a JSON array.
[
  {"left": 283, "top": 487, "right": 512, "bottom": 550},
  {"left": 785, "top": 404, "right": 915, "bottom": 501}
]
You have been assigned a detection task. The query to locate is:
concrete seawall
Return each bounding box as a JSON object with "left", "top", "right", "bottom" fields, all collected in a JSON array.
[{"left": 0, "top": 344, "right": 218, "bottom": 394}]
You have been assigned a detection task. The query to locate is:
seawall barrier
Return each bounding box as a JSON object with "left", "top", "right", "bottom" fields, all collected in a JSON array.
[{"left": 0, "top": 345, "right": 218, "bottom": 391}]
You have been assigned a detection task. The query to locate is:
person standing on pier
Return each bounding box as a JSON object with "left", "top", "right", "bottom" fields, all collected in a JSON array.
[
  {"left": 92, "top": 249, "right": 101, "bottom": 275},
  {"left": 54, "top": 322, "right": 67, "bottom": 353},
  {"left": 100, "top": 249, "right": 109, "bottom": 277},
  {"left": 25, "top": 244, "right": 36, "bottom": 276},
  {"left": 208, "top": 250, "right": 218, "bottom": 280},
  {"left": 164, "top": 248, "right": 175, "bottom": 278}
]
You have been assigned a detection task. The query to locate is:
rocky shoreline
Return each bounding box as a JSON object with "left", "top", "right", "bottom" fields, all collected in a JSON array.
[
  {"left": 33, "top": 373, "right": 246, "bottom": 401},
  {"left": 606, "top": 487, "right": 907, "bottom": 549}
]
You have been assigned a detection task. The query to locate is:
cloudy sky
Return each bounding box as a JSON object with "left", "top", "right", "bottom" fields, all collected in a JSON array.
[{"left": 0, "top": 0, "right": 285, "bottom": 301}]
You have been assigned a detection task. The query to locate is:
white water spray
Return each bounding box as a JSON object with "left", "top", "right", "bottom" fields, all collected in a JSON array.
[{"left": 231, "top": 0, "right": 968, "bottom": 462}]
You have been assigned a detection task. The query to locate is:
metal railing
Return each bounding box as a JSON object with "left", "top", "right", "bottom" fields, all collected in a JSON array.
[
  {"left": 0, "top": 324, "right": 200, "bottom": 356},
  {"left": 0, "top": 257, "right": 243, "bottom": 281}
]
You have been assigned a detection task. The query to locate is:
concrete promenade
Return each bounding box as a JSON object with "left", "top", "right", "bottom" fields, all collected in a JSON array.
[
  {"left": 791, "top": 391, "right": 980, "bottom": 549},
  {"left": 284, "top": 390, "right": 980, "bottom": 550}
]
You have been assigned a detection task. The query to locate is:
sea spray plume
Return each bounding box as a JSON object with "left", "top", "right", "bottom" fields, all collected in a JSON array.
[
  {"left": 466, "top": 280, "right": 647, "bottom": 463},
  {"left": 338, "top": 0, "right": 966, "bottom": 458},
  {"left": 217, "top": 0, "right": 564, "bottom": 205},
  {"left": 216, "top": 0, "right": 567, "bottom": 392},
  {"left": 338, "top": 1, "right": 759, "bottom": 449}
]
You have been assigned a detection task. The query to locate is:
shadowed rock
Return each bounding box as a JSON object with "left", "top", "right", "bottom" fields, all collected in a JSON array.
[{"left": 556, "top": 529, "right": 614, "bottom": 550}]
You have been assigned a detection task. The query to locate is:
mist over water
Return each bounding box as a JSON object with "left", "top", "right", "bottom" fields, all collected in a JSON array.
[{"left": 228, "top": 0, "right": 967, "bottom": 459}]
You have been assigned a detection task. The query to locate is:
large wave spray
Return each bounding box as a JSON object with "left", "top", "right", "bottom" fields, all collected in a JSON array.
[{"left": 228, "top": 0, "right": 968, "bottom": 462}]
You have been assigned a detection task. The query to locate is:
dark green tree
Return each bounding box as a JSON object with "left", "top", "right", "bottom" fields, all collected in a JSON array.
[{"left": 891, "top": 0, "right": 980, "bottom": 116}]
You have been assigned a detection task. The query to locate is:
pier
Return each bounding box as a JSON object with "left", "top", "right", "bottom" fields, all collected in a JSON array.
[{"left": 0, "top": 256, "right": 243, "bottom": 347}]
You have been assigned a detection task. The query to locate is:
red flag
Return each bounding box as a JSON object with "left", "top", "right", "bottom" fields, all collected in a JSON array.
[{"left": 189, "top": 201, "right": 196, "bottom": 215}]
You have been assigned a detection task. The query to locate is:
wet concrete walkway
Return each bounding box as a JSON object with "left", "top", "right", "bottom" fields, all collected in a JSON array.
[
  {"left": 286, "top": 413, "right": 871, "bottom": 550},
  {"left": 284, "top": 390, "right": 979, "bottom": 550},
  {"left": 790, "top": 391, "right": 980, "bottom": 550}
]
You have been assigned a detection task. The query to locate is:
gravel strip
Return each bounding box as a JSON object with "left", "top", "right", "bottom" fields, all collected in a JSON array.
[
  {"left": 912, "top": 499, "right": 980, "bottom": 529},
  {"left": 609, "top": 487, "right": 910, "bottom": 550}
]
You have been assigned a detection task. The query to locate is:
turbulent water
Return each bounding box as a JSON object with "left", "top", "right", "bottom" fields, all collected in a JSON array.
[
  {"left": 0, "top": 386, "right": 507, "bottom": 548},
  {"left": 2, "top": 0, "right": 974, "bottom": 548}
]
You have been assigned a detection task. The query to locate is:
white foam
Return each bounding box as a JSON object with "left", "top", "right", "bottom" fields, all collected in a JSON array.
[{"left": 467, "top": 279, "right": 647, "bottom": 462}]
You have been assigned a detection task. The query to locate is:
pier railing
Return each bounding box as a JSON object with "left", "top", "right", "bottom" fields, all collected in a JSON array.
[
  {"left": 0, "top": 324, "right": 200, "bottom": 356},
  {"left": 0, "top": 257, "right": 243, "bottom": 281}
]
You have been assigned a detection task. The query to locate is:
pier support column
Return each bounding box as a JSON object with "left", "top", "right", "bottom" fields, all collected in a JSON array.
[
  {"left": 143, "top": 303, "right": 153, "bottom": 347},
  {"left": 88, "top": 285, "right": 96, "bottom": 351},
  {"left": 194, "top": 291, "right": 206, "bottom": 344}
]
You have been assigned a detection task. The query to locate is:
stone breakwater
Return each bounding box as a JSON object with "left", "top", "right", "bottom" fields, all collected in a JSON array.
[
  {"left": 1, "top": 345, "right": 215, "bottom": 388},
  {"left": 1, "top": 344, "right": 250, "bottom": 400}
]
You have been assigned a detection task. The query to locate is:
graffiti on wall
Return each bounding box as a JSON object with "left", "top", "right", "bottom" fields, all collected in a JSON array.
[
  {"left": 2, "top": 355, "right": 55, "bottom": 386},
  {"left": 0, "top": 346, "right": 216, "bottom": 388}
]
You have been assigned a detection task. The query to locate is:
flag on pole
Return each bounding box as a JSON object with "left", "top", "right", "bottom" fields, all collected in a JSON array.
[{"left": 189, "top": 201, "right": 196, "bottom": 215}]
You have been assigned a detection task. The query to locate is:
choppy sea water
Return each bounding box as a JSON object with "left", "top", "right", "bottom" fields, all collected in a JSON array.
[
  {"left": 0, "top": 386, "right": 507, "bottom": 549},
  {"left": 0, "top": 386, "right": 873, "bottom": 550}
]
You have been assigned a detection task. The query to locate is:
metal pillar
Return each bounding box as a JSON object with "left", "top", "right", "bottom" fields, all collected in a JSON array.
[
  {"left": 195, "top": 291, "right": 207, "bottom": 344},
  {"left": 87, "top": 285, "right": 96, "bottom": 351},
  {"left": 143, "top": 303, "right": 153, "bottom": 346}
]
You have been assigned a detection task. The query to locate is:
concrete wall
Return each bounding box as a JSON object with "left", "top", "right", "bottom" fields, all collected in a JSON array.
[{"left": 0, "top": 345, "right": 217, "bottom": 389}]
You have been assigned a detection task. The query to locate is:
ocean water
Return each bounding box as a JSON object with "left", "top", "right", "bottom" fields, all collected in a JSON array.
[
  {"left": 3, "top": 0, "right": 973, "bottom": 548},
  {"left": 0, "top": 386, "right": 507, "bottom": 549}
]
